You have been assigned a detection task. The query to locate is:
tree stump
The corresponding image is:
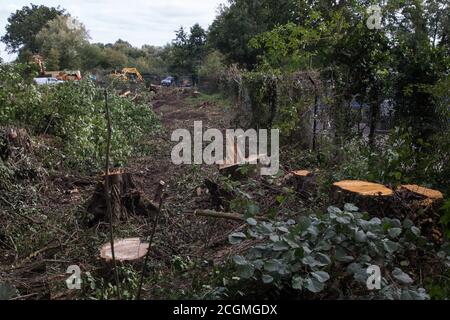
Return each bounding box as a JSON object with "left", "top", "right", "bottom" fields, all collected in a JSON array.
[
  {"left": 396, "top": 184, "right": 445, "bottom": 243},
  {"left": 289, "top": 170, "right": 317, "bottom": 195},
  {"left": 397, "top": 184, "right": 444, "bottom": 207},
  {"left": 86, "top": 169, "right": 157, "bottom": 223},
  {"left": 218, "top": 154, "right": 263, "bottom": 180},
  {"left": 100, "top": 238, "right": 149, "bottom": 263},
  {"left": 0, "top": 127, "right": 32, "bottom": 161},
  {"left": 98, "top": 238, "right": 149, "bottom": 279},
  {"left": 332, "top": 180, "right": 394, "bottom": 215}
]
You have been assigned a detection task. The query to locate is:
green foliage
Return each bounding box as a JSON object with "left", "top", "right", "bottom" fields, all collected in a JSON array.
[
  {"left": 208, "top": 0, "right": 299, "bottom": 68},
  {"left": 320, "top": 127, "right": 450, "bottom": 193},
  {"left": 0, "top": 63, "right": 159, "bottom": 172},
  {"left": 168, "top": 24, "right": 207, "bottom": 81},
  {"left": 1, "top": 4, "right": 65, "bottom": 54},
  {"left": 223, "top": 204, "right": 446, "bottom": 299},
  {"left": 36, "top": 15, "right": 89, "bottom": 70}
]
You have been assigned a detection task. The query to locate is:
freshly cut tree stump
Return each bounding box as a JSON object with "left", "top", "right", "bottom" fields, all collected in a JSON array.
[
  {"left": 397, "top": 184, "right": 444, "bottom": 207},
  {"left": 86, "top": 169, "right": 157, "bottom": 223},
  {"left": 333, "top": 180, "right": 393, "bottom": 197},
  {"left": 98, "top": 238, "right": 149, "bottom": 279},
  {"left": 100, "top": 238, "right": 149, "bottom": 263},
  {"left": 289, "top": 170, "right": 317, "bottom": 195},
  {"left": 396, "top": 184, "right": 445, "bottom": 243},
  {"left": 332, "top": 180, "right": 394, "bottom": 215}
]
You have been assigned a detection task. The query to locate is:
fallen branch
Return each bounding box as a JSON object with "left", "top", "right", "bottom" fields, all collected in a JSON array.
[{"left": 194, "top": 209, "right": 268, "bottom": 222}]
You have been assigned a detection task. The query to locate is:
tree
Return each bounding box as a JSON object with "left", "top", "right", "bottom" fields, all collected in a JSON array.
[
  {"left": 208, "top": 0, "right": 300, "bottom": 68},
  {"left": 1, "top": 4, "right": 65, "bottom": 54},
  {"left": 169, "top": 24, "right": 207, "bottom": 83},
  {"left": 36, "top": 15, "right": 89, "bottom": 70}
]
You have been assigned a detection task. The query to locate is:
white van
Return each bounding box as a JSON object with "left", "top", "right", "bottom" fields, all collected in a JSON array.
[{"left": 33, "top": 77, "right": 64, "bottom": 86}]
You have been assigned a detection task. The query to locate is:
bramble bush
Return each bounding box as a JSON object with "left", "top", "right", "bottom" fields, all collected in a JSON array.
[
  {"left": 221, "top": 204, "right": 449, "bottom": 300},
  {"left": 0, "top": 63, "right": 159, "bottom": 172}
]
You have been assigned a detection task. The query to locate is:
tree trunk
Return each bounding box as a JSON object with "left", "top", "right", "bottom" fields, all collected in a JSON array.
[{"left": 87, "top": 170, "right": 157, "bottom": 223}]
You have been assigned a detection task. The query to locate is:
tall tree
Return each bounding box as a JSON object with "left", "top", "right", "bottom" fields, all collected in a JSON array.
[
  {"left": 1, "top": 4, "right": 66, "bottom": 54},
  {"left": 208, "top": 0, "right": 300, "bottom": 68},
  {"left": 169, "top": 24, "right": 207, "bottom": 82},
  {"left": 36, "top": 15, "right": 89, "bottom": 70}
]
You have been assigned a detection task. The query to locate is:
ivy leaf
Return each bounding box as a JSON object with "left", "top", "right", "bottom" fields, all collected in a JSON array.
[
  {"left": 233, "top": 255, "right": 247, "bottom": 266},
  {"left": 392, "top": 268, "right": 414, "bottom": 284},
  {"left": 335, "top": 247, "right": 354, "bottom": 262},
  {"left": 298, "top": 216, "right": 311, "bottom": 232},
  {"left": 236, "top": 264, "right": 255, "bottom": 279},
  {"left": 344, "top": 203, "right": 359, "bottom": 212},
  {"left": 383, "top": 239, "right": 399, "bottom": 254},
  {"left": 388, "top": 228, "right": 402, "bottom": 238},
  {"left": 264, "top": 259, "right": 281, "bottom": 273},
  {"left": 246, "top": 203, "right": 260, "bottom": 216},
  {"left": 229, "top": 232, "right": 246, "bottom": 245},
  {"left": 262, "top": 274, "right": 274, "bottom": 284},
  {"left": 410, "top": 226, "right": 421, "bottom": 237},
  {"left": 315, "top": 253, "right": 331, "bottom": 266},
  {"left": 270, "top": 234, "right": 280, "bottom": 242},
  {"left": 327, "top": 206, "right": 342, "bottom": 217},
  {"left": 336, "top": 215, "right": 351, "bottom": 224},
  {"left": 292, "top": 276, "right": 303, "bottom": 290},
  {"left": 272, "top": 241, "right": 289, "bottom": 251},
  {"left": 355, "top": 229, "right": 367, "bottom": 242},
  {"left": 311, "top": 271, "right": 330, "bottom": 283},
  {"left": 246, "top": 218, "right": 257, "bottom": 226},
  {"left": 305, "top": 277, "right": 325, "bottom": 293}
]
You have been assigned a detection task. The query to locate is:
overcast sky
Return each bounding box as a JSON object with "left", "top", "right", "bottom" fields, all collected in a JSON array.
[{"left": 0, "top": 0, "right": 225, "bottom": 62}]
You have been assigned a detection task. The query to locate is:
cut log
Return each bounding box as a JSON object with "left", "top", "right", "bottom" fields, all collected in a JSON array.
[
  {"left": 100, "top": 238, "right": 149, "bottom": 263},
  {"left": 86, "top": 169, "right": 157, "bottom": 223}
]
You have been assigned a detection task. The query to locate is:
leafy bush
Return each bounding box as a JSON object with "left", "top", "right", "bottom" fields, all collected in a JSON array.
[
  {"left": 224, "top": 204, "right": 448, "bottom": 300},
  {"left": 0, "top": 63, "right": 159, "bottom": 171}
]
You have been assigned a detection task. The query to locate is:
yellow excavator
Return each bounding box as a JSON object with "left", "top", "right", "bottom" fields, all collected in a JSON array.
[
  {"left": 31, "top": 55, "right": 82, "bottom": 81},
  {"left": 111, "top": 68, "right": 144, "bottom": 82}
]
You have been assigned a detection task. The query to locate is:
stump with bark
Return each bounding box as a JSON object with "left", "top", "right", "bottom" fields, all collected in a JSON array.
[
  {"left": 397, "top": 184, "right": 444, "bottom": 208},
  {"left": 98, "top": 238, "right": 149, "bottom": 278},
  {"left": 396, "top": 184, "right": 445, "bottom": 243},
  {"left": 100, "top": 238, "right": 149, "bottom": 263},
  {"left": 0, "top": 127, "right": 32, "bottom": 161},
  {"left": 332, "top": 180, "right": 394, "bottom": 215},
  {"left": 286, "top": 170, "right": 317, "bottom": 195},
  {"left": 332, "top": 180, "right": 445, "bottom": 242},
  {"left": 86, "top": 169, "right": 158, "bottom": 223}
]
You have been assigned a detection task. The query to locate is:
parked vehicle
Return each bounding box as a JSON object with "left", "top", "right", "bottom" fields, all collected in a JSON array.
[
  {"left": 33, "top": 77, "right": 64, "bottom": 86},
  {"left": 161, "top": 76, "right": 175, "bottom": 87}
]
